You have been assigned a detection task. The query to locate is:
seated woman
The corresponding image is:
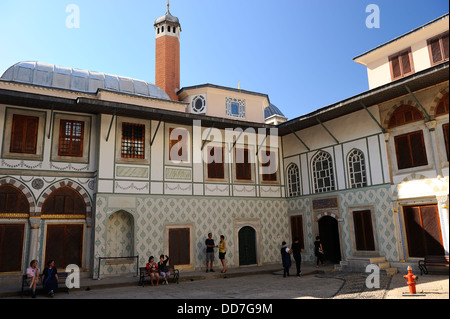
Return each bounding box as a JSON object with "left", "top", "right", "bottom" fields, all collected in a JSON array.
[
  {"left": 26, "top": 260, "right": 40, "bottom": 298},
  {"left": 42, "top": 260, "right": 58, "bottom": 297},
  {"left": 146, "top": 256, "right": 160, "bottom": 286}
]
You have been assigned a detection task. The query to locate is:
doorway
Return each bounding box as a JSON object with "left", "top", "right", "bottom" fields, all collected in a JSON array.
[
  {"left": 238, "top": 226, "right": 257, "bottom": 266},
  {"left": 318, "top": 216, "right": 341, "bottom": 264},
  {"left": 403, "top": 204, "right": 444, "bottom": 257}
]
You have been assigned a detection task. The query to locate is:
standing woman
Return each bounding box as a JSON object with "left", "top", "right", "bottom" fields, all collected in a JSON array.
[
  {"left": 42, "top": 260, "right": 58, "bottom": 297},
  {"left": 219, "top": 235, "right": 226, "bottom": 273}
]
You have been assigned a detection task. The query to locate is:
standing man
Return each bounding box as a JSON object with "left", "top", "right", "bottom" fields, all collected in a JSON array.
[
  {"left": 205, "top": 233, "right": 218, "bottom": 272},
  {"left": 291, "top": 237, "right": 303, "bottom": 277}
]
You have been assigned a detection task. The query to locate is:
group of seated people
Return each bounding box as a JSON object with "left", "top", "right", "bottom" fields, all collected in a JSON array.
[{"left": 146, "top": 254, "right": 171, "bottom": 286}]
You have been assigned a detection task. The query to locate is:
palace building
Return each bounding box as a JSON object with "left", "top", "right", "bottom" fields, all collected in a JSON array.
[{"left": 0, "top": 5, "right": 448, "bottom": 278}]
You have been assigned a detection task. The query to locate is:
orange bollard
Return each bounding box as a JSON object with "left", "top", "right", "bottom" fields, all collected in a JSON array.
[{"left": 404, "top": 265, "right": 418, "bottom": 294}]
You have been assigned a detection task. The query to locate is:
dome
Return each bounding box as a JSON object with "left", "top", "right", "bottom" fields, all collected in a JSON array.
[
  {"left": 0, "top": 61, "right": 171, "bottom": 100},
  {"left": 264, "top": 103, "right": 286, "bottom": 119},
  {"left": 154, "top": 9, "right": 180, "bottom": 27}
]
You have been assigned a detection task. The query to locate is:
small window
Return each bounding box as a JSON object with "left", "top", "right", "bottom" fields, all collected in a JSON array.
[
  {"left": 428, "top": 32, "right": 449, "bottom": 65},
  {"left": 168, "top": 26, "right": 171, "bottom": 32},
  {"left": 58, "top": 119, "right": 84, "bottom": 157},
  {"left": 235, "top": 148, "right": 251, "bottom": 180},
  {"left": 157, "top": 28, "right": 160, "bottom": 34},
  {"left": 173, "top": 27, "right": 177, "bottom": 33},
  {"left": 389, "top": 49, "right": 414, "bottom": 80},
  {"left": 121, "top": 123, "right": 145, "bottom": 159},
  {"left": 161, "top": 26, "right": 164, "bottom": 32},
  {"left": 394, "top": 130, "right": 428, "bottom": 169},
  {"left": 226, "top": 97, "right": 245, "bottom": 119},
  {"left": 169, "top": 127, "right": 189, "bottom": 162},
  {"left": 261, "top": 150, "right": 277, "bottom": 181},
  {"left": 207, "top": 146, "right": 224, "bottom": 179},
  {"left": 10, "top": 114, "right": 38, "bottom": 154}
]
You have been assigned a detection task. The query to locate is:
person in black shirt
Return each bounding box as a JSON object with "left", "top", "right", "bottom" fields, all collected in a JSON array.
[
  {"left": 291, "top": 237, "right": 303, "bottom": 277},
  {"left": 205, "top": 233, "right": 218, "bottom": 272}
]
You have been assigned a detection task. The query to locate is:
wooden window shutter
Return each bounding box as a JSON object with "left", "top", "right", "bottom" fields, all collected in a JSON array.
[
  {"left": 429, "top": 38, "right": 443, "bottom": 64},
  {"left": 394, "top": 131, "right": 428, "bottom": 169},
  {"left": 443, "top": 123, "right": 449, "bottom": 161},
  {"left": 391, "top": 56, "right": 401, "bottom": 79},
  {"left": 409, "top": 131, "right": 428, "bottom": 166},
  {"left": 442, "top": 33, "right": 449, "bottom": 60},
  {"left": 0, "top": 224, "right": 25, "bottom": 272},
  {"left": 236, "top": 148, "right": 251, "bottom": 180},
  {"left": 400, "top": 51, "right": 412, "bottom": 75},
  {"left": 207, "top": 146, "right": 224, "bottom": 179},
  {"left": 10, "top": 114, "right": 38, "bottom": 154}
]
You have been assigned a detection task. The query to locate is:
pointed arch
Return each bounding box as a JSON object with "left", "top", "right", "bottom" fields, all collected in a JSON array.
[
  {"left": 286, "top": 163, "right": 301, "bottom": 197},
  {"left": 0, "top": 177, "right": 35, "bottom": 215},
  {"left": 36, "top": 179, "right": 91, "bottom": 217}
]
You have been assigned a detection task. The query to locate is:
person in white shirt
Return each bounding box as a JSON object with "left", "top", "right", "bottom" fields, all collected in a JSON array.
[{"left": 26, "top": 260, "right": 40, "bottom": 298}]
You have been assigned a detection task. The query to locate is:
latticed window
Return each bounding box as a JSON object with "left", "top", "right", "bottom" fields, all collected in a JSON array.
[
  {"left": 348, "top": 149, "right": 367, "bottom": 188},
  {"left": 312, "top": 151, "right": 335, "bottom": 193},
  {"left": 121, "top": 123, "right": 145, "bottom": 159},
  {"left": 287, "top": 163, "right": 300, "bottom": 197},
  {"left": 58, "top": 119, "right": 84, "bottom": 157}
]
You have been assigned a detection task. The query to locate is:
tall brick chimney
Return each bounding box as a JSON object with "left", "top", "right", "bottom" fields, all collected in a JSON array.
[{"left": 154, "top": 1, "right": 181, "bottom": 101}]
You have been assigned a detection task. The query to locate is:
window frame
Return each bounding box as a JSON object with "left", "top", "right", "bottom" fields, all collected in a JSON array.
[
  {"left": 2, "top": 108, "right": 46, "bottom": 161},
  {"left": 58, "top": 119, "right": 85, "bottom": 157},
  {"left": 51, "top": 113, "right": 91, "bottom": 163},
  {"left": 312, "top": 151, "right": 335, "bottom": 193},
  {"left": 121, "top": 122, "right": 146, "bottom": 160},
  {"left": 206, "top": 145, "right": 225, "bottom": 180},
  {"left": 10, "top": 114, "right": 39, "bottom": 155},
  {"left": 286, "top": 163, "right": 301, "bottom": 197},
  {"left": 235, "top": 147, "right": 252, "bottom": 182},
  {"left": 427, "top": 31, "right": 449, "bottom": 66},
  {"left": 388, "top": 48, "right": 415, "bottom": 81},
  {"left": 347, "top": 149, "right": 368, "bottom": 189},
  {"left": 394, "top": 130, "right": 428, "bottom": 170}
]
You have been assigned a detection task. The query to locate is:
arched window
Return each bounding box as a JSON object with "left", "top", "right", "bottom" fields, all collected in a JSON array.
[
  {"left": 312, "top": 151, "right": 335, "bottom": 193},
  {"left": 347, "top": 149, "right": 367, "bottom": 188},
  {"left": 436, "top": 92, "right": 449, "bottom": 116},
  {"left": 42, "top": 186, "right": 86, "bottom": 216},
  {"left": 287, "top": 163, "right": 300, "bottom": 197},
  {"left": 388, "top": 105, "right": 423, "bottom": 128},
  {"left": 0, "top": 184, "right": 30, "bottom": 214}
]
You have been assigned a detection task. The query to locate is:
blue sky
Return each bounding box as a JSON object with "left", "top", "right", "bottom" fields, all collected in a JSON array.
[{"left": 0, "top": 0, "right": 448, "bottom": 120}]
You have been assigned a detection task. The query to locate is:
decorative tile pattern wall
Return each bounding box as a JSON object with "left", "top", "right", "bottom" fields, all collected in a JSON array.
[{"left": 93, "top": 194, "right": 288, "bottom": 277}]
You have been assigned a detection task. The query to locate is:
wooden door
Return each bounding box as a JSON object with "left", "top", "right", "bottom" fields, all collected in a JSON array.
[
  {"left": 169, "top": 228, "right": 190, "bottom": 265},
  {"left": 45, "top": 224, "right": 83, "bottom": 269},
  {"left": 403, "top": 205, "right": 444, "bottom": 257},
  {"left": 353, "top": 210, "right": 375, "bottom": 251},
  {"left": 0, "top": 224, "right": 24, "bottom": 272},
  {"left": 290, "top": 215, "right": 305, "bottom": 249},
  {"left": 239, "top": 226, "right": 257, "bottom": 266}
]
